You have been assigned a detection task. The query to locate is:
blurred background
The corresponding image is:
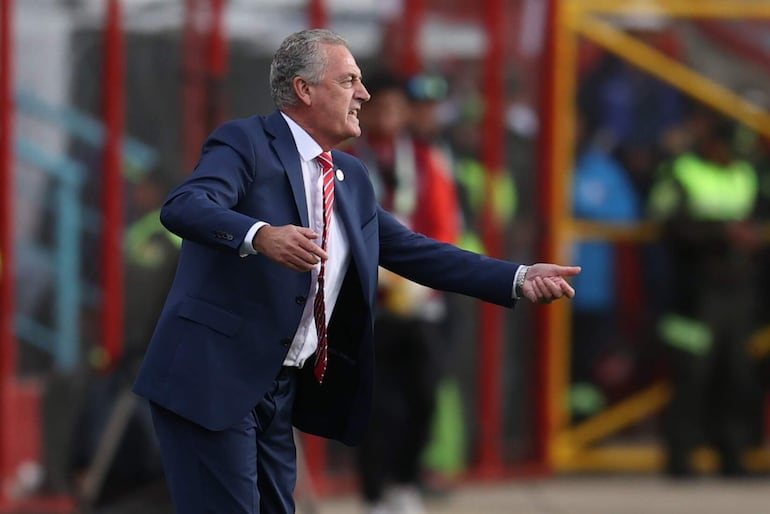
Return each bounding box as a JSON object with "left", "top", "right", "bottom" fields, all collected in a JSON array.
[{"left": 1, "top": 0, "right": 770, "bottom": 513}]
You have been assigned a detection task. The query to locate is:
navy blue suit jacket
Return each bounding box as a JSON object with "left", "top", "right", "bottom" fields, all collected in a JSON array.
[{"left": 133, "top": 111, "right": 519, "bottom": 445}]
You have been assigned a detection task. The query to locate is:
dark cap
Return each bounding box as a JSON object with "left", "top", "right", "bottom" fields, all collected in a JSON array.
[
  {"left": 363, "top": 69, "right": 406, "bottom": 97},
  {"left": 405, "top": 73, "right": 449, "bottom": 102}
]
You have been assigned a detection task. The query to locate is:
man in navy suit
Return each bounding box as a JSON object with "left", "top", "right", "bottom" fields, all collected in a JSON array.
[{"left": 133, "top": 29, "right": 580, "bottom": 514}]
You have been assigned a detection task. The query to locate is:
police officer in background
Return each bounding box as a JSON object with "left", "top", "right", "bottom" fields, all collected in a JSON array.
[
  {"left": 124, "top": 173, "right": 182, "bottom": 368},
  {"left": 349, "top": 71, "right": 462, "bottom": 514},
  {"left": 648, "top": 107, "right": 762, "bottom": 478}
]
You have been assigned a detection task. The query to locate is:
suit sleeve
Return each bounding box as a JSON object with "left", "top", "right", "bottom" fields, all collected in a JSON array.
[
  {"left": 160, "top": 121, "right": 260, "bottom": 252},
  {"left": 377, "top": 207, "right": 518, "bottom": 308}
]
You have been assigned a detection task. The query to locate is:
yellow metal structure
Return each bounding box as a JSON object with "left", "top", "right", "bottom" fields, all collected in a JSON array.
[{"left": 546, "top": 0, "right": 770, "bottom": 472}]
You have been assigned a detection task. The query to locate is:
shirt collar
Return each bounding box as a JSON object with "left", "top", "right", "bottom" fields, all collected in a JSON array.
[{"left": 280, "top": 112, "right": 324, "bottom": 163}]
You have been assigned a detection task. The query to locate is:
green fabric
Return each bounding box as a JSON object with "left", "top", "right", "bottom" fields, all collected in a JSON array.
[
  {"left": 659, "top": 314, "right": 713, "bottom": 355},
  {"left": 569, "top": 382, "right": 607, "bottom": 416},
  {"left": 492, "top": 172, "right": 517, "bottom": 225},
  {"left": 125, "top": 209, "right": 182, "bottom": 267},
  {"left": 422, "top": 379, "right": 467, "bottom": 475},
  {"left": 456, "top": 159, "right": 486, "bottom": 214},
  {"left": 457, "top": 231, "right": 485, "bottom": 254},
  {"left": 456, "top": 159, "right": 517, "bottom": 223},
  {"left": 648, "top": 177, "right": 681, "bottom": 220},
  {"left": 650, "top": 153, "right": 757, "bottom": 221}
]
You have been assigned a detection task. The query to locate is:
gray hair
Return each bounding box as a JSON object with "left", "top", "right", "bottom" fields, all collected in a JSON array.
[{"left": 270, "top": 29, "right": 349, "bottom": 109}]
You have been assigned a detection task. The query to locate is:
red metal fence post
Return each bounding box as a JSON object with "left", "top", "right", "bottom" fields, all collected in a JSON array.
[
  {"left": 206, "top": 0, "right": 228, "bottom": 129},
  {"left": 402, "top": 0, "right": 425, "bottom": 76},
  {"left": 101, "top": 0, "right": 126, "bottom": 369},
  {"left": 183, "top": 0, "right": 206, "bottom": 173},
  {"left": 533, "top": 0, "right": 558, "bottom": 470},
  {"left": 0, "top": 0, "right": 16, "bottom": 493},
  {"left": 475, "top": 0, "right": 507, "bottom": 478},
  {"left": 309, "top": 0, "right": 327, "bottom": 29},
  {"left": 183, "top": 0, "right": 228, "bottom": 172}
]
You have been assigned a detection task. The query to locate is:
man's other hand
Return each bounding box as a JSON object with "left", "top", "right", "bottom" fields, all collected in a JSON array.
[{"left": 253, "top": 225, "right": 328, "bottom": 272}]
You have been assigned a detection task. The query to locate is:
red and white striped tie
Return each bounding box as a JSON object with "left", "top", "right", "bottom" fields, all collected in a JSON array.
[{"left": 313, "top": 151, "right": 335, "bottom": 383}]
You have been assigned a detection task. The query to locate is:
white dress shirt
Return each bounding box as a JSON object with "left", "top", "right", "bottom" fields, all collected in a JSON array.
[{"left": 240, "top": 113, "right": 350, "bottom": 368}]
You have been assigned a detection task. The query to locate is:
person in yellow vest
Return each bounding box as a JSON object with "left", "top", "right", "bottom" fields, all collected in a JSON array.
[
  {"left": 347, "top": 71, "right": 464, "bottom": 514},
  {"left": 68, "top": 174, "right": 183, "bottom": 501},
  {"left": 648, "top": 108, "right": 762, "bottom": 478},
  {"left": 123, "top": 174, "right": 182, "bottom": 373},
  {"left": 420, "top": 94, "right": 517, "bottom": 489}
]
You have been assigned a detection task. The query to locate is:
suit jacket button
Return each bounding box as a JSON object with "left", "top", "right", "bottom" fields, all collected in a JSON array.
[
  {"left": 281, "top": 338, "right": 292, "bottom": 347},
  {"left": 295, "top": 296, "right": 306, "bottom": 304}
]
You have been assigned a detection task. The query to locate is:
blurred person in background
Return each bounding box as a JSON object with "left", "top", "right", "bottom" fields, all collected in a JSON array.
[
  {"left": 123, "top": 173, "right": 183, "bottom": 371},
  {"left": 40, "top": 173, "right": 180, "bottom": 505},
  {"left": 82, "top": 173, "right": 180, "bottom": 499},
  {"left": 648, "top": 107, "right": 762, "bottom": 478},
  {"left": 406, "top": 73, "right": 472, "bottom": 495},
  {"left": 348, "top": 70, "right": 462, "bottom": 514},
  {"left": 569, "top": 116, "right": 641, "bottom": 421},
  {"left": 444, "top": 86, "right": 519, "bottom": 451},
  {"left": 446, "top": 85, "right": 518, "bottom": 257},
  {"left": 736, "top": 126, "right": 770, "bottom": 445},
  {"left": 579, "top": 50, "right": 688, "bottom": 202},
  {"left": 99, "top": 172, "right": 181, "bottom": 501},
  {"left": 132, "top": 29, "right": 580, "bottom": 514}
]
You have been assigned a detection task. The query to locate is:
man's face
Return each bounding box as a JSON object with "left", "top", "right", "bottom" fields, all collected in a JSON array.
[{"left": 306, "top": 44, "right": 370, "bottom": 149}]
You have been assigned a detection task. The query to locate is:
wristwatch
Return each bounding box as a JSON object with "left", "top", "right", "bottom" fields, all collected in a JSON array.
[{"left": 515, "top": 265, "right": 529, "bottom": 299}]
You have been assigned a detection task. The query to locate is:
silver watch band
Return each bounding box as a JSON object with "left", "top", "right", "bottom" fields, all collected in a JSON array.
[{"left": 515, "top": 265, "right": 529, "bottom": 299}]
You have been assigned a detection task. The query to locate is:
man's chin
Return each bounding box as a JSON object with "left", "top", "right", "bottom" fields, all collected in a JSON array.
[{"left": 345, "top": 126, "right": 362, "bottom": 139}]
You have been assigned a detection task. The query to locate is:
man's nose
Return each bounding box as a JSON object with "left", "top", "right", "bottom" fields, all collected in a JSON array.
[{"left": 357, "top": 83, "right": 371, "bottom": 102}]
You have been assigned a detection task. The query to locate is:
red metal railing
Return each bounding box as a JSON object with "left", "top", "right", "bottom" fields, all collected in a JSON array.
[
  {"left": 101, "top": 0, "right": 126, "bottom": 369},
  {"left": 182, "top": 0, "right": 228, "bottom": 173},
  {"left": 0, "top": 3, "right": 75, "bottom": 511},
  {"left": 534, "top": 0, "right": 558, "bottom": 468},
  {"left": 0, "top": 0, "right": 17, "bottom": 491},
  {"left": 475, "top": 0, "right": 508, "bottom": 478},
  {"left": 207, "top": 0, "right": 228, "bottom": 129},
  {"left": 402, "top": 0, "right": 426, "bottom": 76},
  {"left": 309, "top": 0, "right": 328, "bottom": 29}
]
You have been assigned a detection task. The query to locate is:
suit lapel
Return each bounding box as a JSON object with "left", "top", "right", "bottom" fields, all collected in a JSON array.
[
  {"left": 332, "top": 156, "right": 373, "bottom": 304},
  {"left": 265, "top": 111, "right": 309, "bottom": 228},
  {"left": 263, "top": 118, "right": 372, "bottom": 302}
]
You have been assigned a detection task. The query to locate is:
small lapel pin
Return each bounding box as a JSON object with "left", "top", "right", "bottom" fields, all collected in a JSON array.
[{"left": 335, "top": 169, "right": 345, "bottom": 181}]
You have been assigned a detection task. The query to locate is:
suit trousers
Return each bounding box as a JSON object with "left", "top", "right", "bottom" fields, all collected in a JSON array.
[{"left": 150, "top": 367, "right": 298, "bottom": 513}]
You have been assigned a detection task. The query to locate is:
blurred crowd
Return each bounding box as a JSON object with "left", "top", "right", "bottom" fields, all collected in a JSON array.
[{"left": 571, "top": 39, "right": 770, "bottom": 480}]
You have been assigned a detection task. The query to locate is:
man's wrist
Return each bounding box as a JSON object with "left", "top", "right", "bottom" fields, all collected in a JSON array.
[
  {"left": 514, "top": 265, "right": 529, "bottom": 299},
  {"left": 239, "top": 221, "right": 269, "bottom": 257}
]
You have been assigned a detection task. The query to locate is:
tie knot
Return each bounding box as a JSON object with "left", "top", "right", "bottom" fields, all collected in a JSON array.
[{"left": 317, "top": 152, "right": 333, "bottom": 173}]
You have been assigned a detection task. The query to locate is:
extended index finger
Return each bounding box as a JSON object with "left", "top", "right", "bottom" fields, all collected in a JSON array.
[{"left": 555, "top": 265, "right": 581, "bottom": 277}]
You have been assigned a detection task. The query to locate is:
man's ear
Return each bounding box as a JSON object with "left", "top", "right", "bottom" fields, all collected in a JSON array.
[{"left": 293, "top": 77, "right": 312, "bottom": 106}]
